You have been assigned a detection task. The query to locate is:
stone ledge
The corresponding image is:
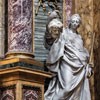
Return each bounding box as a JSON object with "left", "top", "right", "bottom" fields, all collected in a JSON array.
[{"left": 0, "top": 58, "right": 44, "bottom": 71}]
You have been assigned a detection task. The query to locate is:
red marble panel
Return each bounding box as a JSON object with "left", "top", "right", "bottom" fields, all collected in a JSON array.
[
  {"left": 0, "top": 87, "right": 15, "bottom": 100},
  {"left": 8, "top": 0, "right": 33, "bottom": 53},
  {"left": 22, "top": 86, "right": 41, "bottom": 100}
]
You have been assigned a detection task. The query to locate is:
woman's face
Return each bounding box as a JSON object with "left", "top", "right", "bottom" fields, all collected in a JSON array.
[{"left": 70, "top": 17, "right": 80, "bottom": 30}]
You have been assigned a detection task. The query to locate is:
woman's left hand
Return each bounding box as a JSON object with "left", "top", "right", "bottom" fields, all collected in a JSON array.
[{"left": 86, "top": 63, "right": 93, "bottom": 78}]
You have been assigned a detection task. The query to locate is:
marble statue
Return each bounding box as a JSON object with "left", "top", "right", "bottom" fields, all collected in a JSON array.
[{"left": 44, "top": 14, "right": 92, "bottom": 100}]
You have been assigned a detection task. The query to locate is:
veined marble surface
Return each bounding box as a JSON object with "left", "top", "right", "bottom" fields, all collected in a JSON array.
[
  {"left": 66, "top": 0, "right": 72, "bottom": 25},
  {"left": 74, "top": 0, "right": 93, "bottom": 52},
  {"left": 8, "top": 0, "right": 33, "bottom": 53}
]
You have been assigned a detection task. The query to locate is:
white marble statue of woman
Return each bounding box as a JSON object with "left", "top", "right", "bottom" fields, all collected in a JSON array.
[{"left": 44, "top": 14, "right": 92, "bottom": 100}]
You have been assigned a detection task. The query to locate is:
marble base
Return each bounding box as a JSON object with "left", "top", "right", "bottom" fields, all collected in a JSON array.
[
  {"left": 5, "top": 52, "right": 34, "bottom": 59},
  {"left": 0, "top": 58, "right": 44, "bottom": 70},
  {"left": 0, "top": 65, "right": 53, "bottom": 100}
]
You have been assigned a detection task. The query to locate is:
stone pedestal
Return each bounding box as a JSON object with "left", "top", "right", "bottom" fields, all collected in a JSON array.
[{"left": 0, "top": 59, "right": 53, "bottom": 100}]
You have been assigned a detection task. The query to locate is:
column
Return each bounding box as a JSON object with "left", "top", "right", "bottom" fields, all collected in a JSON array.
[
  {"left": 6, "top": 0, "right": 34, "bottom": 58},
  {"left": 0, "top": 0, "right": 5, "bottom": 58}
]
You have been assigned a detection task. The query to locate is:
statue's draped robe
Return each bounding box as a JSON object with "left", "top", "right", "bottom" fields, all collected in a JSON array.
[{"left": 44, "top": 28, "right": 91, "bottom": 100}]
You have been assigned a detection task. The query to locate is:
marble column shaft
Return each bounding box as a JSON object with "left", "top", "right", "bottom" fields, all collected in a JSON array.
[
  {"left": 66, "top": 0, "right": 72, "bottom": 25},
  {"left": 8, "top": 0, "right": 33, "bottom": 54},
  {"left": 63, "top": 0, "right": 72, "bottom": 27},
  {"left": 0, "top": 0, "right": 5, "bottom": 58}
]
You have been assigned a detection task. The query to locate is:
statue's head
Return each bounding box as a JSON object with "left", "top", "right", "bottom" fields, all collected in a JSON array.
[
  {"left": 44, "top": 10, "right": 63, "bottom": 50},
  {"left": 47, "top": 10, "right": 63, "bottom": 39},
  {"left": 48, "top": 18, "right": 63, "bottom": 39},
  {"left": 69, "top": 14, "right": 81, "bottom": 30}
]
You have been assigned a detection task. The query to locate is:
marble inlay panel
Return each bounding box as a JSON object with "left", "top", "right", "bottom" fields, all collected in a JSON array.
[
  {"left": 22, "top": 86, "right": 41, "bottom": 100},
  {"left": 8, "top": 0, "right": 33, "bottom": 53},
  {"left": 0, "top": 87, "right": 15, "bottom": 100}
]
